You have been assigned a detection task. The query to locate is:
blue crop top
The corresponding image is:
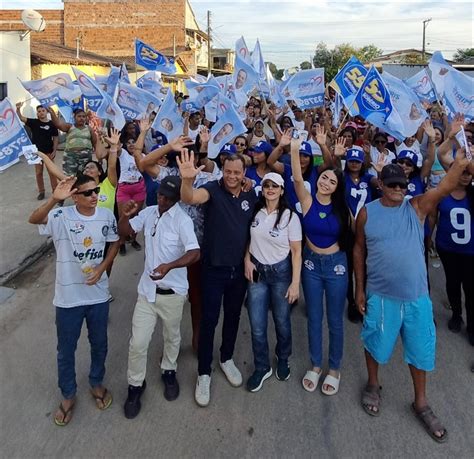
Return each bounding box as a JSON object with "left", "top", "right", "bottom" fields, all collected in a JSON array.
[{"left": 302, "top": 199, "right": 340, "bottom": 248}]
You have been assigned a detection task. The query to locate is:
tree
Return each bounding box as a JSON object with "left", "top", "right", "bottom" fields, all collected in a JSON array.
[
  {"left": 453, "top": 48, "right": 474, "bottom": 63},
  {"left": 399, "top": 53, "right": 427, "bottom": 65},
  {"left": 299, "top": 61, "right": 312, "bottom": 70},
  {"left": 267, "top": 61, "right": 284, "bottom": 80}
]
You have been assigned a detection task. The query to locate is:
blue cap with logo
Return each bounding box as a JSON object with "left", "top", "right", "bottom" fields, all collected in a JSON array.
[
  {"left": 251, "top": 140, "right": 273, "bottom": 155},
  {"left": 397, "top": 149, "right": 419, "bottom": 167},
  {"left": 346, "top": 148, "right": 365, "bottom": 163},
  {"left": 219, "top": 143, "right": 237, "bottom": 155},
  {"left": 299, "top": 141, "right": 313, "bottom": 157}
]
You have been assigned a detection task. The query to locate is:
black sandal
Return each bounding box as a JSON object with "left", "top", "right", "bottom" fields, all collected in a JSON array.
[
  {"left": 54, "top": 402, "right": 75, "bottom": 426},
  {"left": 411, "top": 403, "right": 448, "bottom": 443},
  {"left": 361, "top": 384, "right": 382, "bottom": 417}
]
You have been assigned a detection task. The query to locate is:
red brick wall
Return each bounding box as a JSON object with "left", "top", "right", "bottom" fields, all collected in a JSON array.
[{"left": 0, "top": 9, "right": 64, "bottom": 44}]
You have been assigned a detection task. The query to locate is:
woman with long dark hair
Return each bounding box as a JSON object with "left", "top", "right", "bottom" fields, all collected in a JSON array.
[
  {"left": 291, "top": 138, "right": 351, "bottom": 396},
  {"left": 244, "top": 173, "right": 302, "bottom": 392}
]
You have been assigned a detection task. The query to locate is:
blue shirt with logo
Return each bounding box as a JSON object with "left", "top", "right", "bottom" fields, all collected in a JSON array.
[
  {"left": 344, "top": 172, "right": 374, "bottom": 217},
  {"left": 283, "top": 163, "right": 318, "bottom": 216}
]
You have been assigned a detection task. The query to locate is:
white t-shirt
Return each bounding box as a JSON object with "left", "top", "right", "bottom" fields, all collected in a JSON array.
[
  {"left": 249, "top": 208, "right": 302, "bottom": 265},
  {"left": 188, "top": 125, "right": 201, "bottom": 142},
  {"left": 396, "top": 140, "right": 422, "bottom": 167},
  {"left": 130, "top": 203, "right": 200, "bottom": 301},
  {"left": 368, "top": 147, "right": 396, "bottom": 176},
  {"left": 39, "top": 206, "right": 119, "bottom": 308},
  {"left": 119, "top": 150, "right": 143, "bottom": 184},
  {"left": 307, "top": 138, "right": 322, "bottom": 157}
]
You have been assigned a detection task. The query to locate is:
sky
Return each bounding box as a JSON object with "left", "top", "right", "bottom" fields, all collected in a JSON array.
[{"left": 3, "top": 0, "right": 473, "bottom": 68}]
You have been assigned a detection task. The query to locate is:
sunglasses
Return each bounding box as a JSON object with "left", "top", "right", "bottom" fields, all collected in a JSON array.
[
  {"left": 397, "top": 159, "right": 414, "bottom": 167},
  {"left": 262, "top": 182, "right": 281, "bottom": 189},
  {"left": 235, "top": 142, "right": 246, "bottom": 147},
  {"left": 75, "top": 186, "right": 100, "bottom": 197},
  {"left": 374, "top": 140, "right": 387, "bottom": 145},
  {"left": 386, "top": 182, "right": 407, "bottom": 189}
]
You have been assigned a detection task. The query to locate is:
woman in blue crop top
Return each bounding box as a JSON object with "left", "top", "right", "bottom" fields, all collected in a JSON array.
[{"left": 291, "top": 137, "right": 351, "bottom": 396}]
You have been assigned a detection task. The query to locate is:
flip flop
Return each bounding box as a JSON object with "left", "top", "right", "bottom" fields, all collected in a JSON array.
[
  {"left": 90, "top": 387, "right": 113, "bottom": 411},
  {"left": 54, "top": 401, "right": 75, "bottom": 427},
  {"left": 411, "top": 403, "right": 448, "bottom": 443},
  {"left": 361, "top": 384, "right": 382, "bottom": 417},
  {"left": 321, "top": 373, "right": 340, "bottom": 396},
  {"left": 302, "top": 370, "right": 321, "bottom": 392}
]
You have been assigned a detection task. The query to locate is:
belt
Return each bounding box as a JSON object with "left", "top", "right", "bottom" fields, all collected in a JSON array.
[
  {"left": 156, "top": 287, "right": 175, "bottom": 295},
  {"left": 121, "top": 178, "right": 143, "bottom": 185}
]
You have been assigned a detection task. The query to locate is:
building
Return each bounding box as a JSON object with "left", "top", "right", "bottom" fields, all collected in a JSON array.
[{"left": 212, "top": 48, "right": 235, "bottom": 73}]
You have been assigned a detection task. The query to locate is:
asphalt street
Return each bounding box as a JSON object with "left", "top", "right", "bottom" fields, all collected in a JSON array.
[{"left": 0, "top": 233, "right": 473, "bottom": 458}]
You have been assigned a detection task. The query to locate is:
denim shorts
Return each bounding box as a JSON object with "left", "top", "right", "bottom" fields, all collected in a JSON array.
[{"left": 361, "top": 292, "right": 436, "bottom": 371}]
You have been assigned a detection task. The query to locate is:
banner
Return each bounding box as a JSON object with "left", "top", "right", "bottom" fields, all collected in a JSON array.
[
  {"left": 117, "top": 82, "right": 161, "bottom": 120},
  {"left": 95, "top": 88, "right": 126, "bottom": 130},
  {"left": 151, "top": 89, "right": 184, "bottom": 139},
  {"left": 119, "top": 63, "right": 131, "bottom": 83},
  {"left": 95, "top": 65, "right": 120, "bottom": 98},
  {"left": 136, "top": 71, "right": 167, "bottom": 99},
  {"left": 232, "top": 54, "right": 259, "bottom": 94},
  {"left": 185, "top": 78, "right": 221, "bottom": 108},
  {"left": 235, "top": 36, "right": 251, "bottom": 64},
  {"left": 332, "top": 92, "right": 343, "bottom": 128},
  {"left": 0, "top": 98, "right": 33, "bottom": 171},
  {"left": 382, "top": 72, "right": 427, "bottom": 138},
  {"left": 281, "top": 68, "right": 325, "bottom": 109},
  {"left": 429, "top": 52, "right": 473, "bottom": 121},
  {"left": 72, "top": 67, "right": 104, "bottom": 111},
  {"left": 135, "top": 39, "right": 177, "bottom": 74},
  {"left": 251, "top": 39, "right": 266, "bottom": 80},
  {"left": 329, "top": 56, "right": 367, "bottom": 112},
  {"left": 404, "top": 68, "right": 437, "bottom": 104},
  {"left": 266, "top": 65, "right": 286, "bottom": 108},
  {"left": 208, "top": 104, "right": 247, "bottom": 159}
]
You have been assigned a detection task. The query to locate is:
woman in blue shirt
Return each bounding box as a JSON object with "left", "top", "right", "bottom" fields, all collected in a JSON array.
[{"left": 290, "top": 137, "right": 351, "bottom": 396}]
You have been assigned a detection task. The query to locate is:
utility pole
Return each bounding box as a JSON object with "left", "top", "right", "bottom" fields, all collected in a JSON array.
[
  {"left": 173, "top": 34, "right": 176, "bottom": 57},
  {"left": 207, "top": 10, "right": 211, "bottom": 75},
  {"left": 75, "top": 35, "right": 81, "bottom": 59},
  {"left": 422, "top": 18, "right": 432, "bottom": 61}
]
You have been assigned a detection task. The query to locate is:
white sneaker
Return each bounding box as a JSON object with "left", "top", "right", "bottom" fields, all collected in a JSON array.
[
  {"left": 195, "top": 375, "right": 211, "bottom": 407},
  {"left": 219, "top": 359, "right": 243, "bottom": 387}
]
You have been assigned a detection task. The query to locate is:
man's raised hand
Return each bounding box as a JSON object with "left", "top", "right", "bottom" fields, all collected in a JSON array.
[
  {"left": 169, "top": 135, "right": 194, "bottom": 152},
  {"left": 53, "top": 177, "right": 77, "bottom": 201},
  {"left": 122, "top": 200, "right": 140, "bottom": 217},
  {"left": 176, "top": 148, "right": 205, "bottom": 180}
]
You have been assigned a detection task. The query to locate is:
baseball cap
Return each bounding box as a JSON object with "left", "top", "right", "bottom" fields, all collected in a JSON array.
[
  {"left": 397, "top": 149, "right": 419, "bottom": 167},
  {"left": 219, "top": 143, "right": 237, "bottom": 155},
  {"left": 346, "top": 148, "right": 364, "bottom": 163},
  {"left": 159, "top": 176, "right": 181, "bottom": 199},
  {"left": 299, "top": 141, "right": 313, "bottom": 157},
  {"left": 261, "top": 172, "right": 284, "bottom": 188},
  {"left": 250, "top": 140, "right": 273, "bottom": 155},
  {"left": 380, "top": 164, "right": 408, "bottom": 186},
  {"left": 254, "top": 118, "right": 264, "bottom": 125},
  {"left": 345, "top": 121, "right": 358, "bottom": 130}
]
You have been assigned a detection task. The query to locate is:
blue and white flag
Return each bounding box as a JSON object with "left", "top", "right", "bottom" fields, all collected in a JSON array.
[
  {"left": 235, "top": 36, "right": 251, "bottom": 64},
  {"left": 0, "top": 98, "right": 33, "bottom": 171},
  {"left": 429, "top": 51, "right": 473, "bottom": 121},
  {"left": 151, "top": 89, "right": 184, "bottom": 140},
  {"left": 95, "top": 86, "right": 126, "bottom": 130},
  {"left": 329, "top": 56, "right": 367, "bottom": 112},
  {"left": 117, "top": 82, "right": 161, "bottom": 120},
  {"left": 332, "top": 92, "right": 344, "bottom": 128},
  {"left": 72, "top": 67, "right": 104, "bottom": 111},
  {"left": 215, "top": 75, "right": 231, "bottom": 94},
  {"left": 251, "top": 39, "right": 266, "bottom": 79},
  {"left": 266, "top": 65, "right": 286, "bottom": 108},
  {"left": 135, "top": 39, "right": 177, "bottom": 74},
  {"left": 281, "top": 68, "right": 325, "bottom": 109},
  {"left": 95, "top": 66, "right": 121, "bottom": 98},
  {"left": 208, "top": 104, "right": 247, "bottom": 159},
  {"left": 227, "top": 88, "right": 248, "bottom": 120},
  {"left": 352, "top": 66, "right": 405, "bottom": 140},
  {"left": 404, "top": 68, "right": 437, "bottom": 104},
  {"left": 56, "top": 93, "right": 85, "bottom": 124},
  {"left": 232, "top": 54, "right": 260, "bottom": 94},
  {"left": 20, "top": 73, "right": 80, "bottom": 108},
  {"left": 185, "top": 78, "right": 220, "bottom": 108},
  {"left": 119, "top": 63, "right": 131, "bottom": 83},
  {"left": 204, "top": 97, "right": 218, "bottom": 123},
  {"left": 382, "top": 72, "right": 427, "bottom": 138},
  {"left": 136, "top": 71, "right": 167, "bottom": 100}
]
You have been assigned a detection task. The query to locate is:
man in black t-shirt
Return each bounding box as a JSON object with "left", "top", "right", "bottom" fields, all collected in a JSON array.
[{"left": 16, "top": 102, "right": 59, "bottom": 200}]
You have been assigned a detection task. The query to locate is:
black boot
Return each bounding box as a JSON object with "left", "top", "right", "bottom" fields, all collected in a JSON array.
[{"left": 124, "top": 380, "right": 146, "bottom": 419}]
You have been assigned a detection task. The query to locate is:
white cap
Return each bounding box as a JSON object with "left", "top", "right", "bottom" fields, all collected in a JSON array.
[{"left": 261, "top": 172, "right": 284, "bottom": 188}]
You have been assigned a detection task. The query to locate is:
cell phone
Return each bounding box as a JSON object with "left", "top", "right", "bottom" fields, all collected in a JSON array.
[
  {"left": 252, "top": 270, "right": 260, "bottom": 283},
  {"left": 299, "top": 130, "right": 309, "bottom": 142},
  {"left": 292, "top": 129, "right": 300, "bottom": 140}
]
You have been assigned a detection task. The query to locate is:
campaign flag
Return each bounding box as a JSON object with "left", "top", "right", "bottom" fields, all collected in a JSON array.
[
  {"left": 215, "top": 75, "right": 230, "bottom": 94},
  {"left": 95, "top": 88, "right": 126, "bottom": 130},
  {"left": 72, "top": 67, "right": 104, "bottom": 111},
  {"left": 233, "top": 54, "right": 259, "bottom": 94},
  {"left": 204, "top": 97, "right": 218, "bottom": 122},
  {"left": 429, "top": 51, "right": 473, "bottom": 121},
  {"left": 404, "top": 68, "right": 437, "bottom": 104},
  {"left": 235, "top": 36, "right": 251, "bottom": 64},
  {"left": 281, "top": 68, "right": 325, "bottom": 109},
  {"left": 95, "top": 66, "right": 121, "bottom": 98},
  {"left": 151, "top": 89, "right": 184, "bottom": 140},
  {"left": 266, "top": 65, "right": 286, "bottom": 108},
  {"left": 191, "top": 74, "right": 208, "bottom": 84},
  {"left": 136, "top": 71, "right": 167, "bottom": 100},
  {"left": 227, "top": 87, "right": 248, "bottom": 120},
  {"left": 208, "top": 104, "right": 247, "bottom": 159},
  {"left": 329, "top": 56, "right": 367, "bottom": 112},
  {"left": 332, "top": 92, "right": 343, "bottom": 128},
  {"left": 119, "top": 63, "right": 131, "bottom": 83},
  {"left": 181, "top": 100, "right": 201, "bottom": 113},
  {"left": 185, "top": 78, "right": 220, "bottom": 108},
  {"left": 352, "top": 66, "right": 405, "bottom": 140},
  {"left": 0, "top": 98, "right": 33, "bottom": 171},
  {"left": 56, "top": 93, "right": 85, "bottom": 124},
  {"left": 135, "top": 39, "right": 177, "bottom": 74},
  {"left": 117, "top": 82, "right": 161, "bottom": 120},
  {"left": 382, "top": 72, "right": 427, "bottom": 137},
  {"left": 251, "top": 39, "right": 266, "bottom": 79},
  {"left": 20, "top": 73, "right": 80, "bottom": 108}
]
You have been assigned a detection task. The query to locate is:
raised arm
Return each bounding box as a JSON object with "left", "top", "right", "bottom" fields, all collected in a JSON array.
[
  {"left": 133, "top": 118, "right": 151, "bottom": 172},
  {"left": 176, "top": 149, "right": 210, "bottom": 205},
  {"left": 420, "top": 120, "right": 437, "bottom": 180},
  {"left": 267, "top": 128, "right": 291, "bottom": 175},
  {"left": 103, "top": 128, "right": 121, "bottom": 188},
  {"left": 118, "top": 200, "right": 140, "bottom": 241},
  {"left": 47, "top": 107, "right": 72, "bottom": 133},
  {"left": 437, "top": 114, "right": 465, "bottom": 170},
  {"left": 290, "top": 137, "right": 313, "bottom": 215},
  {"left": 37, "top": 151, "right": 68, "bottom": 181},
  {"left": 315, "top": 125, "right": 334, "bottom": 170},
  {"left": 15, "top": 102, "right": 27, "bottom": 123},
  {"left": 353, "top": 207, "right": 368, "bottom": 315}
]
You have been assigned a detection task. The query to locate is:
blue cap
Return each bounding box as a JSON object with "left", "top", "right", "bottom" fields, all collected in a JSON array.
[
  {"left": 251, "top": 140, "right": 273, "bottom": 155},
  {"left": 346, "top": 148, "right": 364, "bottom": 163},
  {"left": 397, "top": 149, "right": 418, "bottom": 166},
  {"left": 299, "top": 141, "right": 313, "bottom": 156},
  {"left": 219, "top": 143, "right": 237, "bottom": 155}
]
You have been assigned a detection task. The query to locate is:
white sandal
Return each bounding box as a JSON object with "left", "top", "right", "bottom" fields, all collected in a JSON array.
[
  {"left": 321, "top": 373, "right": 341, "bottom": 395},
  {"left": 302, "top": 370, "right": 322, "bottom": 393}
]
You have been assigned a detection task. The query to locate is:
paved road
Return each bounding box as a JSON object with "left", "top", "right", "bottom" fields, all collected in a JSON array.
[{"left": 0, "top": 236, "right": 473, "bottom": 458}]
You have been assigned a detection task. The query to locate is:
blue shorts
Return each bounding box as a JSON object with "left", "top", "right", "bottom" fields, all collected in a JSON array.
[{"left": 360, "top": 292, "right": 436, "bottom": 371}]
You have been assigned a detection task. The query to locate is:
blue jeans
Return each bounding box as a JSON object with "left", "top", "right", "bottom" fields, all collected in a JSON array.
[
  {"left": 56, "top": 301, "right": 109, "bottom": 399},
  {"left": 198, "top": 264, "right": 247, "bottom": 376},
  {"left": 302, "top": 248, "right": 348, "bottom": 370},
  {"left": 247, "top": 256, "right": 292, "bottom": 371}
]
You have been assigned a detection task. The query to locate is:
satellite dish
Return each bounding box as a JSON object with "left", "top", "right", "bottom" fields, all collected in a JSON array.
[{"left": 20, "top": 10, "right": 46, "bottom": 40}]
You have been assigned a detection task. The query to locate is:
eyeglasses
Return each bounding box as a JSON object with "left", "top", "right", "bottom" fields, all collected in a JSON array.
[
  {"left": 386, "top": 182, "right": 407, "bottom": 189},
  {"left": 75, "top": 186, "right": 100, "bottom": 197},
  {"left": 235, "top": 142, "right": 246, "bottom": 147},
  {"left": 151, "top": 213, "right": 160, "bottom": 237},
  {"left": 262, "top": 182, "right": 281, "bottom": 189},
  {"left": 397, "top": 159, "right": 414, "bottom": 167}
]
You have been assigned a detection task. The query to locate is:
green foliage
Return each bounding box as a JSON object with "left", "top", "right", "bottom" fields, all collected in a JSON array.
[
  {"left": 399, "top": 53, "right": 427, "bottom": 65},
  {"left": 453, "top": 48, "right": 474, "bottom": 63},
  {"left": 299, "top": 61, "right": 312, "bottom": 70}
]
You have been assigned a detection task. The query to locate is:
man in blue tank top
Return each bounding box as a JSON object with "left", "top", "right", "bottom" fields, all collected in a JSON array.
[{"left": 353, "top": 151, "right": 470, "bottom": 443}]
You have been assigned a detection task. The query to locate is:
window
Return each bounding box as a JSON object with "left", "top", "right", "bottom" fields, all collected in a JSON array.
[{"left": 0, "top": 83, "right": 7, "bottom": 101}]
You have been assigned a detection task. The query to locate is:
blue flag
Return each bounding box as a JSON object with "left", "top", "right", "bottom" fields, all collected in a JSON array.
[
  {"left": 329, "top": 56, "right": 368, "bottom": 112},
  {"left": 281, "top": 68, "right": 325, "bottom": 109},
  {"left": 151, "top": 89, "right": 184, "bottom": 140},
  {"left": 232, "top": 54, "right": 259, "bottom": 94},
  {"left": 332, "top": 92, "right": 343, "bottom": 128},
  {"left": 0, "top": 98, "right": 33, "bottom": 171},
  {"left": 117, "top": 82, "right": 162, "bottom": 120},
  {"left": 404, "top": 69, "right": 437, "bottom": 104},
  {"left": 95, "top": 89, "right": 126, "bottom": 130},
  {"left": 136, "top": 71, "right": 168, "bottom": 100},
  {"left": 72, "top": 67, "right": 104, "bottom": 111},
  {"left": 135, "top": 39, "right": 177, "bottom": 74},
  {"left": 185, "top": 78, "right": 220, "bottom": 109}
]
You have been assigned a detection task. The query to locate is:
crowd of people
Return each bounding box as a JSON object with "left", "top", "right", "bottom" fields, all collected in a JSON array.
[{"left": 19, "top": 92, "right": 473, "bottom": 444}]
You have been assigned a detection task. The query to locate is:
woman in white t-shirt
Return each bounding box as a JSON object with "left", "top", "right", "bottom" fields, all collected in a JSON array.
[
  {"left": 368, "top": 132, "right": 396, "bottom": 176},
  {"left": 244, "top": 172, "right": 302, "bottom": 392}
]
